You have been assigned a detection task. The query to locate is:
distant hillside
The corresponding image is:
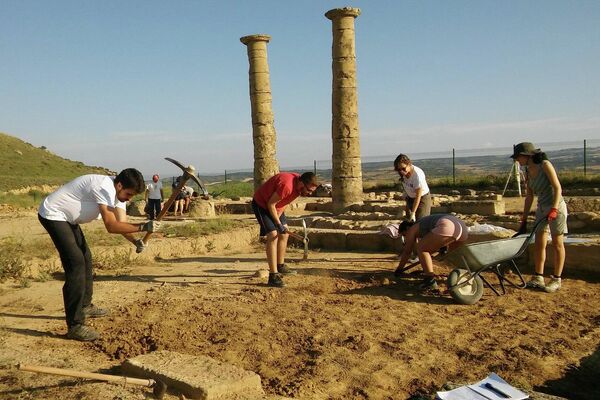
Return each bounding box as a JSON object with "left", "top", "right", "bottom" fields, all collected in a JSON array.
[
  {"left": 199, "top": 146, "right": 599, "bottom": 184},
  {"left": 360, "top": 147, "right": 600, "bottom": 182},
  {"left": 0, "top": 132, "right": 114, "bottom": 191}
]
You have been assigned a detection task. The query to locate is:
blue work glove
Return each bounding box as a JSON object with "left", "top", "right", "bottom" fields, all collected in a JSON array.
[{"left": 277, "top": 224, "right": 288, "bottom": 234}]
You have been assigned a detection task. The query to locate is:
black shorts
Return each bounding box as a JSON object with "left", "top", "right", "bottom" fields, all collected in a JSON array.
[{"left": 252, "top": 199, "right": 287, "bottom": 236}]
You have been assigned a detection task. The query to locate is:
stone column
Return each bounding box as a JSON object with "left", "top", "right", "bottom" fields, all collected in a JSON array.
[
  {"left": 240, "top": 34, "right": 279, "bottom": 190},
  {"left": 325, "top": 7, "right": 363, "bottom": 215}
]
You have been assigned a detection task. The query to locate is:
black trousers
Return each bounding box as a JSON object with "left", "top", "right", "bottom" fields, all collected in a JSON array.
[
  {"left": 147, "top": 198, "right": 162, "bottom": 220},
  {"left": 38, "top": 215, "right": 93, "bottom": 328}
]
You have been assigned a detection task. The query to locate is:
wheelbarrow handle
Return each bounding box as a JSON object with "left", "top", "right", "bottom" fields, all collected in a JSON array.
[{"left": 511, "top": 217, "right": 548, "bottom": 238}]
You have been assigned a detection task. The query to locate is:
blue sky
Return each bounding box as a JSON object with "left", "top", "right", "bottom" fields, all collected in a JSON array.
[{"left": 1, "top": 0, "right": 599, "bottom": 177}]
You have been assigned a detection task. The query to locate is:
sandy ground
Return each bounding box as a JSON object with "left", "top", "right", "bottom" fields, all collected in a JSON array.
[{"left": 1, "top": 211, "right": 599, "bottom": 399}]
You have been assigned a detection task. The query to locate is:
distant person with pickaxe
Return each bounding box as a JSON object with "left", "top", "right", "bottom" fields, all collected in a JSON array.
[
  {"left": 252, "top": 172, "right": 318, "bottom": 287},
  {"left": 144, "top": 174, "right": 164, "bottom": 220},
  {"left": 38, "top": 169, "right": 161, "bottom": 341}
]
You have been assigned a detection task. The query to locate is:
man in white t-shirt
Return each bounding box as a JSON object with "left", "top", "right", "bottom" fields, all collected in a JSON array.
[
  {"left": 394, "top": 154, "right": 431, "bottom": 222},
  {"left": 144, "top": 174, "right": 164, "bottom": 220},
  {"left": 38, "top": 168, "right": 161, "bottom": 341}
]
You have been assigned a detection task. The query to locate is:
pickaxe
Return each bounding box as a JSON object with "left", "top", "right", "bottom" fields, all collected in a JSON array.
[
  {"left": 287, "top": 218, "right": 309, "bottom": 261},
  {"left": 142, "top": 157, "right": 207, "bottom": 246}
]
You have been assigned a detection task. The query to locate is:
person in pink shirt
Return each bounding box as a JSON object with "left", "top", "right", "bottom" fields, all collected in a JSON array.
[{"left": 252, "top": 172, "right": 318, "bottom": 287}]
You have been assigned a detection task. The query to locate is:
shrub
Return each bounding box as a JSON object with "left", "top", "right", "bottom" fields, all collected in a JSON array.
[{"left": 0, "top": 238, "right": 29, "bottom": 282}]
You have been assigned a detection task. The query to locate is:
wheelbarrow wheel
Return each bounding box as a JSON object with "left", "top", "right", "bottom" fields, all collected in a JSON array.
[{"left": 447, "top": 268, "right": 484, "bottom": 305}]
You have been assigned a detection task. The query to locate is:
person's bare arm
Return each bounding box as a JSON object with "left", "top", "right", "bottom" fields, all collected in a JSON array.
[
  {"left": 114, "top": 207, "right": 137, "bottom": 245},
  {"left": 398, "top": 225, "right": 419, "bottom": 268},
  {"left": 267, "top": 192, "right": 283, "bottom": 226},
  {"left": 522, "top": 185, "right": 534, "bottom": 222},
  {"left": 99, "top": 205, "right": 142, "bottom": 234},
  {"left": 410, "top": 188, "right": 423, "bottom": 220},
  {"left": 542, "top": 161, "right": 562, "bottom": 209}
]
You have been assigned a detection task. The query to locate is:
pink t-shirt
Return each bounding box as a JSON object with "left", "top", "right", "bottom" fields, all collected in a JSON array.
[{"left": 253, "top": 172, "right": 301, "bottom": 213}]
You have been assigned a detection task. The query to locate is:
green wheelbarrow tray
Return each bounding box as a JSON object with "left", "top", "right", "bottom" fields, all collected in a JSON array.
[{"left": 444, "top": 218, "right": 547, "bottom": 305}]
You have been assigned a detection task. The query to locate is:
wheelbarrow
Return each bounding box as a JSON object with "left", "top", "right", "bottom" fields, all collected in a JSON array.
[{"left": 444, "top": 219, "right": 546, "bottom": 305}]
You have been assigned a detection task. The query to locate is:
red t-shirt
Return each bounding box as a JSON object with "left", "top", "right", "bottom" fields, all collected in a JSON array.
[{"left": 253, "top": 172, "right": 301, "bottom": 213}]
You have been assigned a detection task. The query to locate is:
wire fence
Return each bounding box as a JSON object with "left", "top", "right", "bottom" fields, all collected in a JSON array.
[{"left": 201, "top": 139, "right": 600, "bottom": 184}]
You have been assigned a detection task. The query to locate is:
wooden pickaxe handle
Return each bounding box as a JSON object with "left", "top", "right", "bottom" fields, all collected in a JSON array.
[
  {"left": 287, "top": 229, "right": 309, "bottom": 261},
  {"left": 286, "top": 230, "right": 306, "bottom": 242},
  {"left": 18, "top": 364, "right": 155, "bottom": 388},
  {"left": 141, "top": 175, "right": 188, "bottom": 245}
]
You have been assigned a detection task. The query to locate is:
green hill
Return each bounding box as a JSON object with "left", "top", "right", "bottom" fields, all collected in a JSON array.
[{"left": 0, "top": 132, "right": 113, "bottom": 191}]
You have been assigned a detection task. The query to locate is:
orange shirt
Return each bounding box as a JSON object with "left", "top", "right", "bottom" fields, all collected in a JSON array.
[{"left": 253, "top": 172, "right": 301, "bottom": 213}]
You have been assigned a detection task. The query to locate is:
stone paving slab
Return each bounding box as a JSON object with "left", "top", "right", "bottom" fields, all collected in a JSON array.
[{"left": 122, "top": 350, "right": 264, "bottom": 400}]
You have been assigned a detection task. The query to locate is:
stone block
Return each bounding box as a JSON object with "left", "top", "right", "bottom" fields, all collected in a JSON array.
[
  {"left": 308, "top": 231, "right": 347, "bottom": 250},
  {"left": 449, "top": 200, "right": 505, "bottom": 216},
  {"left": 215, "top": 202, "right": 252, "bottom": 214},
  {"left": 127, "top": 200, "right": 147, "bottom": 217},
  {"left": 189, "top": 201, "right": 215, "bottom": 218},
  {"left": 528, "top": 241, "right": 600, "bottom": 274},
  {"left": 122, "top": 350, "right": 264, "bottom": 400},
  {"left": 431, "top": 205, "right": 450, "bottom": 214},
  {"left": 346, "top": 232, "right": 385, "bottom": 251}
]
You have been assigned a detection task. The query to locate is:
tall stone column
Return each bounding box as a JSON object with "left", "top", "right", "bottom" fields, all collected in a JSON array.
[
  {"left": 240, "top": 34, "right": 279, "bottom": 190},
  {"left": 325, "top": 7, "right": 363, "bottom": 215}
]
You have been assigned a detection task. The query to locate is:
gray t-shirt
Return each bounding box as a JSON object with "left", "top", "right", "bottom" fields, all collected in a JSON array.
[{"left": 418, "top": 214, "right": 447, "bottom": 237}]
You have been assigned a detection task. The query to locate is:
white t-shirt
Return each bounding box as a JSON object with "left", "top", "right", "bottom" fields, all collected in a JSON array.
[
  {"left": 146, "top": 181, "right": 163, "bottom": 200},
  {"left": 401, "top": 165, "right": 430, "bottom": 198},
  {"left": 38, "top": 175, "right": 126, "bottom": 224}
]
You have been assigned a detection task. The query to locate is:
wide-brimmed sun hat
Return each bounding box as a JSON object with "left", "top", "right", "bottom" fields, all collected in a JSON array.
[{"left": 510, "top": 142, "right": 540, "bottom": 159}]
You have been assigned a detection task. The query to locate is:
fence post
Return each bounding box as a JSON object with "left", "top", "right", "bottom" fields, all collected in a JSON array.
[
  {"left": 584, "top": 139, "right": 587, "bottom": 177},
  {"left": 313, "top": 160, "right": 317, "bottom": 176},
  {"left": 452, "top": 148, "right": 456, "bottom": 186},
  {"left": 224, "top": 170, "right": 228, "bottom": 184}
]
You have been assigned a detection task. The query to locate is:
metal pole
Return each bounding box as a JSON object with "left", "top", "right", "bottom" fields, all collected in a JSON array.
[
  {"left": 584, "top": 139, "right": 587, "bottom": 177},
  {"left": 313, "top": 160, "right": 317, "bottom": 176},
  {"left": 452, "top": 148, "right": 456, "bottom": 185},
  {"left": 224, "top": 170, "right": 227, "bottom": 184}
]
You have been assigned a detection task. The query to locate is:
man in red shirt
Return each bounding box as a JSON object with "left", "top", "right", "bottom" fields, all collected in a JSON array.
[{"left": 252, "top": 172, "right": 318, "bottom": 287}]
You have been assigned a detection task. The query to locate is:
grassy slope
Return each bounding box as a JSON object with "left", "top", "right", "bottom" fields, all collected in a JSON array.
[{"left": 0, "top": 132, "right": 113, "bottom": 191}]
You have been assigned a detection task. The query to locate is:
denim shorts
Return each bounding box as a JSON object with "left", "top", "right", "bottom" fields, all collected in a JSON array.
[{"left": 251, "top": 200, "right": 287, "bottom": 236}]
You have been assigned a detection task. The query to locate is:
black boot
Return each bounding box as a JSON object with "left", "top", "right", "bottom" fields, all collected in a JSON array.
[{"left": 267, "top": 273, "right": 285, "bottom": 288}]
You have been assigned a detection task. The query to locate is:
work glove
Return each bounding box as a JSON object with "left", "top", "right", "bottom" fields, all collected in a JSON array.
[
  {"left": 277, "top": 224, "right": 288, "bottom": 234},
  {"left": 547, "top": 207, "right": 559, "bottom": 222},
  {"left": 134, "top": 238, "right": 146, "bottom": 254},
  {"left": 140, "top": 220, "right": 161, "bottom": 233},
  {"left": 408, "top": 211, "right": 416, "bottom": 223}
]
